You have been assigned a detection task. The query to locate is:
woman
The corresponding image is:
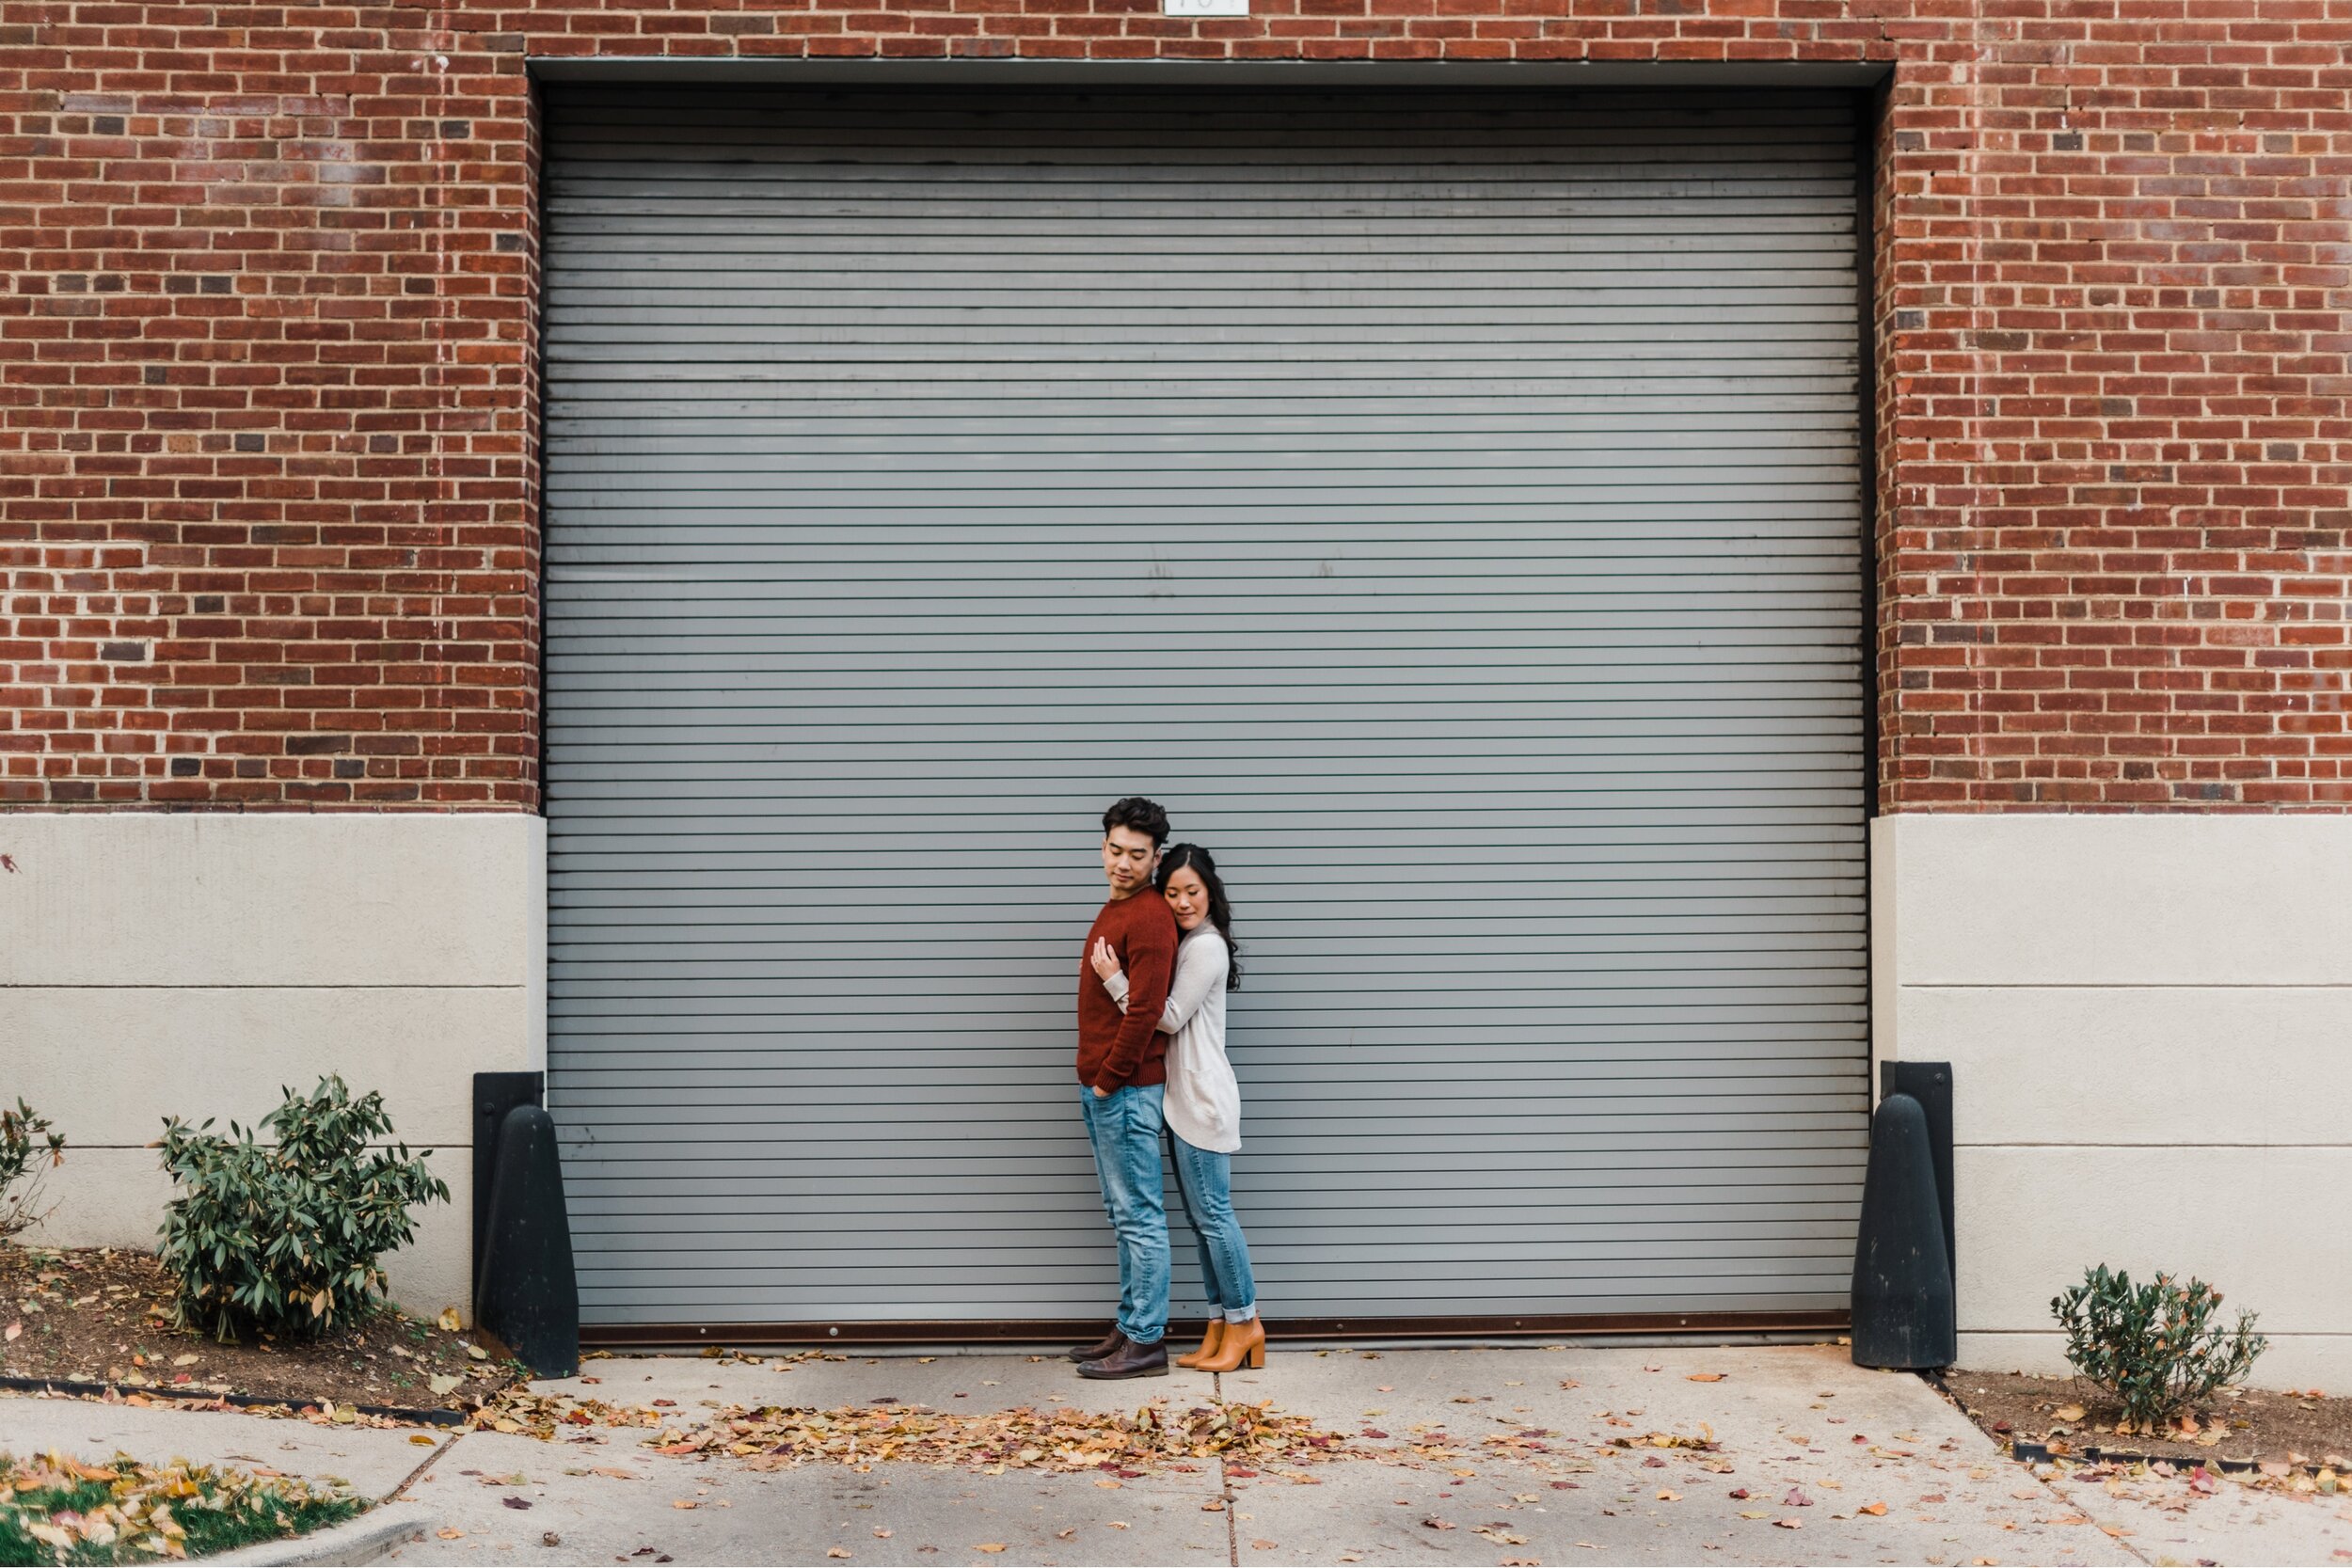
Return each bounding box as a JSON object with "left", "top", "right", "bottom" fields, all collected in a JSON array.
[{"left": 1089, "top": 842, "right": 1263, "bottom": 1371}]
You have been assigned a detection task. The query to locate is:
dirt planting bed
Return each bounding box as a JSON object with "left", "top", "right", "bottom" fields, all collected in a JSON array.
[
  {"left": 1946, "top": 1368, "right": 2352, "bottom": 1471},
  {"left": 1, "top": 1243, "right": 509, "bottom": 1415}
]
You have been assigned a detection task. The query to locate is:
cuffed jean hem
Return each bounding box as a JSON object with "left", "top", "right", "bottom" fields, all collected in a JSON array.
[{"left": 1168, "top": 1131, "right": 1257, "bottom": 1320}]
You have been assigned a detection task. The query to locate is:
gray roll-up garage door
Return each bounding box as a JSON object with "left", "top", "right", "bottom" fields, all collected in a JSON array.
[{"left": 543, "top": 85, "right": 1868, "bottom": 1331}]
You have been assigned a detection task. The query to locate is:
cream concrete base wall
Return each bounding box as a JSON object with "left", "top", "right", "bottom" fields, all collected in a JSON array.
[
  {"left": 1, "top": 813, "right": 546, "bottom": 1317},
  {"left": 1873, "top": 814, "right": 2352, "bottom": 1390}
]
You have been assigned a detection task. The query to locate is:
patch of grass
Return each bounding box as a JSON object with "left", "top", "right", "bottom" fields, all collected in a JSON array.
[{"left": 0, "top": 1451, "right": 363, "bottom": 1565}]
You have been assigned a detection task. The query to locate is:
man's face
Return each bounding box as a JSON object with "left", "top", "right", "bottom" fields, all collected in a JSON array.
[{"left": 1102, "top": 824, "right": 1160, "bottom": 899}]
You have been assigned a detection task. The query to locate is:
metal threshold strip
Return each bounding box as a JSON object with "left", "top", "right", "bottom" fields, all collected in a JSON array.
[{"left": 582, "top": 1308, "right": 1849, "bottom": 1350}]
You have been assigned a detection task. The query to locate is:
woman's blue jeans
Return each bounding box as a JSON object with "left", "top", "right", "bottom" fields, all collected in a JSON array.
[
  {"left": 1078, "top": 1084, "right": 1169, "bottom": 1346},
  {"left": 1169, "top": 1132, "right": 1257, "bottom": 1320}
]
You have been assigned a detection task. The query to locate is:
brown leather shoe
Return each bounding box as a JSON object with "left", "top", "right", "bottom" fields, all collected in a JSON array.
[
  {"left": 1076, "top": 1337, "right": 1169, "bottom": 1380},
  {"left": 1067, "top": 1328, "right": 1125, "bottom": 1364}
]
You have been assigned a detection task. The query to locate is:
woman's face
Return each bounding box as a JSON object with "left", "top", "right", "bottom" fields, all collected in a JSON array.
[{"left": 1162, "top": 865, "right": 1211, "bottom": 933}]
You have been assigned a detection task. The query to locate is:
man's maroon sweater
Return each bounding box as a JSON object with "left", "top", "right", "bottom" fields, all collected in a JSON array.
[{"left": 1078, "top": 890, "right": 1179, "bottom": 1092}]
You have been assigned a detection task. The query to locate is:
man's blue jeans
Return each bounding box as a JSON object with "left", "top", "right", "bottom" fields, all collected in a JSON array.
[{"left": 1079, "top": 1084, "right": 1169, "bottom": 1347}]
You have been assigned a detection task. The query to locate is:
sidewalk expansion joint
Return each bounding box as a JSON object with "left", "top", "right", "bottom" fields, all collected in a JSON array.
[
  {"left": 384, "top": 1427, "right": 466, "bottom": 1505},
  {"left": 1213, "top": 1370, "right": 1239, "bottom": 1568}
]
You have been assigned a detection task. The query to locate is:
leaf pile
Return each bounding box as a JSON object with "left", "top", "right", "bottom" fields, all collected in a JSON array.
[
  {"left": 0, "top": 1449, "right": 361, "bottom": 1563},
  {"left": 1610, "top": 1425, "right": 1719, "bottom": 1452},
  {"left": 471, "top": 1389, "right": 674, "bottom": 1439},
  {"left": 683, "top": 1347, "right": 842, "bottom": 1369},
  {"left": 1480, "top": 1426, "right": 1564, "bottom": 1459},
  {"left": 648, "top": 1399, "right": 1354, "bottom": 1474}
]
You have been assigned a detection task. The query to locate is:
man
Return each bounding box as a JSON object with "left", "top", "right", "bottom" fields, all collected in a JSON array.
[{"left": 1068, "top": 796, "right": 1180, "bottom": 1379}]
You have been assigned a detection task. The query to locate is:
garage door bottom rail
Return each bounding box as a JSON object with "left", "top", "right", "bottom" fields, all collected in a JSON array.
[{"left": 581, "top": 1309, "right": 1850, "bottom": 1351}]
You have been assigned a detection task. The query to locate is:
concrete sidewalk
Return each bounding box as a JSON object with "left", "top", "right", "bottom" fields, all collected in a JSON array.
[{"left": 5, "top": 1344, "right": 2348, "bottom": 1566}]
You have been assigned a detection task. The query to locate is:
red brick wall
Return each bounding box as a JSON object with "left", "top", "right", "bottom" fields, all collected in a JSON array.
[{"left": 2, "top": 3, "right": 2346, "bottom": 810}]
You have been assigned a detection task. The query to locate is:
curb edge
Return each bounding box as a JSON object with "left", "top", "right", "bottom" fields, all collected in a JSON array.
[{"left": 204, "top": 1502, "right": 437, "bottom": 1567}]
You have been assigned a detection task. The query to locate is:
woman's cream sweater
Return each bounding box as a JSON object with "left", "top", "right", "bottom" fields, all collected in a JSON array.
[{"left": 1105, "top": 927, "right": 1238, "bottom": 1153}]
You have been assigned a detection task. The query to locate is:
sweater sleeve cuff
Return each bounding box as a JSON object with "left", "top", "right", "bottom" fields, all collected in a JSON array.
[{"left": 1103, "top": 971, "right": 1129, "bottom": 1004}]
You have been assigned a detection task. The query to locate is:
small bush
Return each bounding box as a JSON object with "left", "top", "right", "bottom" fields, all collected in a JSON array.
[
  {"left": 2052, "top": 1263, "right": 2265, "bottom": 1430},
  {"left": 157, "top": 1075, "right": 450, "bottom": 1342},
  {"left": 0, "top": 1098, "right": 66, "bottom": 1240}
]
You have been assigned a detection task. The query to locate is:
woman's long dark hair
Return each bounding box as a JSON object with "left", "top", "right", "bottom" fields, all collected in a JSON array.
[{"left": 1155, "top": 842, "right": 1242, "bottom": 990}]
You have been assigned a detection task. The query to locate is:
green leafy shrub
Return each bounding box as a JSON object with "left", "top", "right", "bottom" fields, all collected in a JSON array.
[
  {"left": 2052, "top": 1264, "right": 2265, "bottom": 1430},
  {"left": 0, "top": 1097, "right": 65, "bottom": 1240},
  {"left": 157, "top": 1075, "right": 450, "bottom": 1342}
]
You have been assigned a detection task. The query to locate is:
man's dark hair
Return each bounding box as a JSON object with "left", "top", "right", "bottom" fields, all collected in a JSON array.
[{"left": 1102, "top": 796, "right": 1170, "bottom": 847}]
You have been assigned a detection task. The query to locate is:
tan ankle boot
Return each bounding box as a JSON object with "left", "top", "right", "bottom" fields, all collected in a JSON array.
[
  {"left": 1174, "top": 1321, "right": 1226, "bottom": 1370},
  {"left": 1199, "top": 1317, "right": 1264, "bottom": 1372}
]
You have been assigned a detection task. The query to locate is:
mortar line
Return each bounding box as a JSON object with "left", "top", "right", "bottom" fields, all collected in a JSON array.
[
  {"left": 384, "top": 1427, "right": 467, "bottom": 1505},
  {"left": 1214, "top": 1370, "right": 1239, "bottom": 1568}
]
